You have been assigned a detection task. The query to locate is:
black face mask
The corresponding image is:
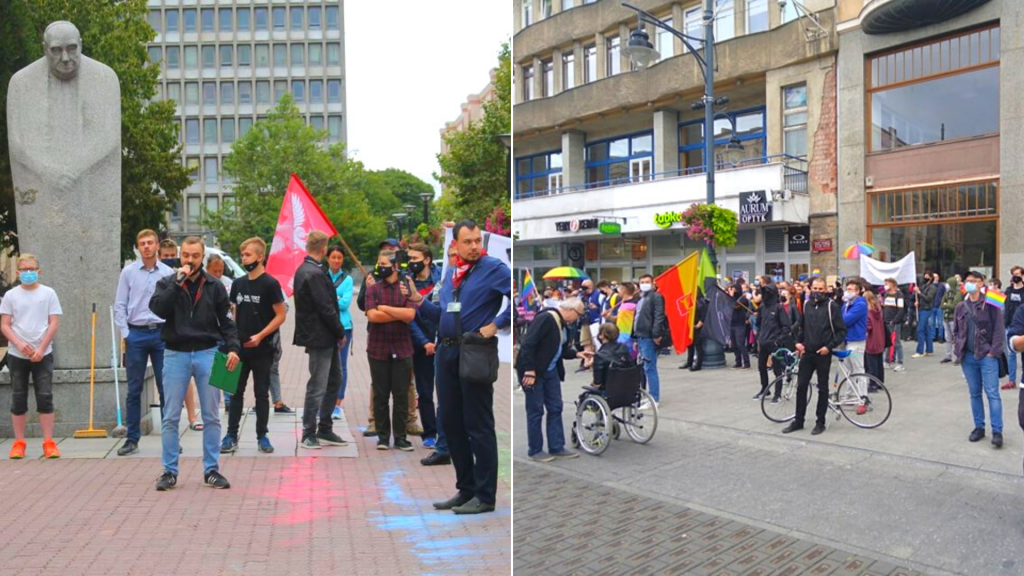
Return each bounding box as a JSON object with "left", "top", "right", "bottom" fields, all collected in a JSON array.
[
  {"left": 243, "top": 260, "right": 259, "bottom": 273},
  {"left": 162, "top": 258, "right": 180, "bottom": 268},
  {"left": 407, "top": 261, "right": 426, "bottom": 275},
  {"left": 780, "top": 296, "right": 788, "bottom": 304},
  {"left": 1014, "top": 276, "right": 1022, "bottom": 285},
  {"left": 811, "top": 292, "right": 827, "bottom": 303},
  {"left": 375, "top": 266, "right": 394, "bottom": 280}
]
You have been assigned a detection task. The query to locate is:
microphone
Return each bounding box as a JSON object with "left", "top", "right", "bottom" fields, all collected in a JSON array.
[{"left": 176, "top": 264, "right": 191, "bottom": 283}]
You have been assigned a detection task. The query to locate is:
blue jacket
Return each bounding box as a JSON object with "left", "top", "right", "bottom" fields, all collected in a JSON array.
[
  {"left": 410, "top": 264, "right": 443, "bottom": 348},
  {"left": 328, "top": 269, "right": 354, "bottom": 330},
  {"left": 843, "top": 296, "right": 868, "bottom": 342},
  {"left": 586, "top": 290, "right": 604, "bottom": 324},
  {"left": 418, "top": 255, "right": 512, "bottom": 339}
]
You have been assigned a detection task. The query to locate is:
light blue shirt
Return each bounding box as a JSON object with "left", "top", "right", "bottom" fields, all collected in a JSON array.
[{"left": 114, "top": 260, "right": 175, "bottom": 339}]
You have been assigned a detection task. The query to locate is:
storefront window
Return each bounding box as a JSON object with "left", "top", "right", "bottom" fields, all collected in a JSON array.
[
  {"left": 599, "top": 239, "right": 626, "bottom": 259},
  {"left": 652, "top": 233, "right": 681, "bottom": 258},
  {"left": 731, "top": 229, "right": 756, "bottom": 253},
  {"left": 871, "top": 221, "right": 996, "bottom": 278},
  {"left": 533, "top": 244, "right": 560, "bottom": 261}
]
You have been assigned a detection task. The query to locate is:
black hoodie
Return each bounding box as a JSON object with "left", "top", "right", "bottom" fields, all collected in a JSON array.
[
  {"left": 756, "top": 284, "right": 792, "bottom": 347},
  {"left": 150, "top": 271, "right": 240, "bottom": 354}
]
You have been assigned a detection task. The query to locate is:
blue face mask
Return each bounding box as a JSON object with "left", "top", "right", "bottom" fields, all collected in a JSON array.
[
  {"left": 19, "top": 271, "right": 38, "bottom": 285},
  {"left": 965, "top": 282, "right": 978, "bottom": 294}
]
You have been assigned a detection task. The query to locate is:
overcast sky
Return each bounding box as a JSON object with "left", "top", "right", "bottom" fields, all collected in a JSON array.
[{"left": 344, "top": 2, "right": 509, "bottom": 194}]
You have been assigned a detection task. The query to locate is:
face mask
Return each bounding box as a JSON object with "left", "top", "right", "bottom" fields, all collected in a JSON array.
[
  {"left": 162, "top": 258, "right": 180, "bottom": 268},
  {"left": 243, "top": 260, "right": 259, "bottom": 273},
  {"left": 19, "top": 271, "right": 38, "bottom": 285},
  {"left": 965, "top": 282, "right": 978, "bottom": 294},
  {"left": 376, "top": 266, "right": 394, "bottom": 279},
  {"left": 812, "top": 292, "right": 827, "bottom": 303},
  {"left": 639, "top": 283, "right": 652, "bottom": 293},
  {"left": 780, "top": 296, "right": 788, "bottom": 304},
  {"left": 1013, "top": 276, "right": 1022, "bottom": 284},
  {"left": 843, "top": 291, "right": 857, "bottom": 302},
  {"left": 407, "top": 261, "right": 426, "bottom": 275},
  {"left": 754, "top": 280, "right": 761, "bottom": 286}
]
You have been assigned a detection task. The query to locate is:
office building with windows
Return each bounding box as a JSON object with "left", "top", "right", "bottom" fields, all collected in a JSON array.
[
  {"left": 512, "top": 0, "right": 840, "bottom": 282},
  {"left": 145, "top": 0, "right": 347, "bottom": 243},
  {"left": 836, "top": 0, "right": 1023, "bottom": 280}
]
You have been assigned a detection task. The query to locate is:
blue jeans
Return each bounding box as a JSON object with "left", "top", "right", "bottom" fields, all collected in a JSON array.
[
  {"left": 961, "top": 353, "right": 1002, "bottom": 433},
  {"left": 161, "top": 348, "right": 221, "bottom": 475},
  {"left": 524, "top": 368, "right": 565, "bottom": 456},
  {"left": 1007, "top": 329, "right": 1018, "bottom": 384},
  {"left": 125, "top": 327, "right": 165, "bottom": 443},
  {"left": 336, "top": 328, "right": 352, "bottom": 401},
  {"left": 932, "top": 308, "right": 945, "bottom": 340},
  {"left": 637, "top": 337, "right": 660, "bottom": 401},
  {"left": 916, "top": 309, "right": 934, "bottom": 354}
]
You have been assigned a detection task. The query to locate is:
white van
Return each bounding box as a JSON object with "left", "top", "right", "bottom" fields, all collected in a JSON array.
[{"left": 203, "top": 246, "right": 246, "bottom": 281}]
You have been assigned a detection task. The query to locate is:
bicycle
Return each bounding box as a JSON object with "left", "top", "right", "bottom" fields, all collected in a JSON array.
[{"left": 760, "top": 348, "right": 892, "bottom": 429}]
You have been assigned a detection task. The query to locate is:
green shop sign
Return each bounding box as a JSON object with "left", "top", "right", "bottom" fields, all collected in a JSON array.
[
  {"left": 654, "top": 211, "right": 684, "bottom": 228},
  {"left": 598, "top": 221, "right": 621, "bottom": 235}
]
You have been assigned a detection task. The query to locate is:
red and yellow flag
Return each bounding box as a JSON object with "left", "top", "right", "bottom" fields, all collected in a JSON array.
[{"left": 655, "top": 251, "right": 700, "bottom": 354}]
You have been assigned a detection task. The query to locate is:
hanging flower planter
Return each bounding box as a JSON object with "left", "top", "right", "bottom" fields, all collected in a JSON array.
[{"left": 679, "top": 203, "right": 738, "bottom": 248}]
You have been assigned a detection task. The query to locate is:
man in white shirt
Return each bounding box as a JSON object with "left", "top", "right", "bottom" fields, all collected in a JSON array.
[{"left": 1, "top": 254, "right": 62, "bottom": 459}]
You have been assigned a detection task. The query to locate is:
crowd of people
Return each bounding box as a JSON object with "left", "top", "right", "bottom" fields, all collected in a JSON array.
[
  {"left": 3, "top": 221, "right": 510, "bottom": 514},
  {"left": 515, "top": 266, "right": 1024, "bottom": 459}
]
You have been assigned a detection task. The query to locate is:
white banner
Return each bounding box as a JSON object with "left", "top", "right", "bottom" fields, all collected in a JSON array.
[
  {"left": 859, "top": 252, "right": 918, "bottom": 286},
  {"left": 442, "top": 229, "right": 513, "bottom": 363}
]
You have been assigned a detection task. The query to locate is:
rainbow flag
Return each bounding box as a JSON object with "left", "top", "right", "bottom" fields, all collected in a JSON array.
[
  {"left": 986, "top": 288, "right": 1006, "bottom": 308},
  {"left": 616, "top": 300, "right": 637, "bottom": 346},
  {"left": 521, "top": 270, "right": 538, "bottom": 310}
]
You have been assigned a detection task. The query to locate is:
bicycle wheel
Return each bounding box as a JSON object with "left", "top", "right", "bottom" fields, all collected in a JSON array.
[
  {"left": 760, "top": 371, "right": 805, "bottom": 423},
  {"left": 623, "top": 389, "right": 658, "bottom": 444},
  {"left": 836, "top": 373, "right": 891, "bottom": 428},
  {"left": 575, "top": 395, "right": 612, "bottom": 455}
]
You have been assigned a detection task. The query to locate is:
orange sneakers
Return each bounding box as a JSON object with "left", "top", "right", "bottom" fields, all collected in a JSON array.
[
  {"left": 42, "top": 439, "right": 60, "bottom": 459},
  {"left": 9, "top": 440, "right": 26, "bottom": 459}
]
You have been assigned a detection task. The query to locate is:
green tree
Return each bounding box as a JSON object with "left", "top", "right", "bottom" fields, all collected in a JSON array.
[
  {"left": 201, "top": 94, "right": 383, "bottom": 269},
  {"left": 364, "top": 168, "right": 437, "bottom": 231},
  {"left": 435, "top": 42, "right": 511, "bottom": 224},
  {"left": 0, "top": 0, "right": 189, "bottom": 260}
]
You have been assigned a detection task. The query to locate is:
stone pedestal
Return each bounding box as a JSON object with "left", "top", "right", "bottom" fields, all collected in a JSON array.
[{"left": 0, "top": 366, "right": 156, "bottom": 437}]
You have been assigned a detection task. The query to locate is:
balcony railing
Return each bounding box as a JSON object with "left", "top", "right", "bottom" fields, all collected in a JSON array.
[{"left": 516, "top": 154, "right": 808, "bottom": 200}]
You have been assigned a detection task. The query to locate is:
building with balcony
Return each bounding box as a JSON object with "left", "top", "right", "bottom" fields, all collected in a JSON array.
[
  {"left": 836, "top": 0, "right": 1021, "bottom": 280},
  {"left": 145, "top": 0, "right": 347, "bottom": 244},
  {"left": 512, "top": 0, "right": 841, "bottom": 284}
]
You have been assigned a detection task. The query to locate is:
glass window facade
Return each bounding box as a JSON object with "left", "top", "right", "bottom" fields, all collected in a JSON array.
[
  {"left": 515, "top": 151, "right": 563, "bottom": 198},
  {"left": 586, "top": 132, "right": 653, "bottom": 187}
]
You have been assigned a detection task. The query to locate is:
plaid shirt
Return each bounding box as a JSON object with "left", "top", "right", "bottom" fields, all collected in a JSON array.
[{"left": 365, "top": 279, "right": 414, "bottom": 361}]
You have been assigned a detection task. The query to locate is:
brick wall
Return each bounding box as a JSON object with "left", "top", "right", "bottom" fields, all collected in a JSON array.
[{"left": 810, "top": 65, "right": 838, "bottom": 276}]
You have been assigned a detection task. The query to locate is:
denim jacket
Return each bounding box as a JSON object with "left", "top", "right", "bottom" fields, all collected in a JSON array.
[{"left": 952, "top": 296, "right": 1005, "bottom": 361}]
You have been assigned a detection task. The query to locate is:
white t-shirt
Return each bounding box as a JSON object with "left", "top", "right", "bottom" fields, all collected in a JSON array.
[{"left": 0, "top": 285, "right": 63, "bottom": 359}]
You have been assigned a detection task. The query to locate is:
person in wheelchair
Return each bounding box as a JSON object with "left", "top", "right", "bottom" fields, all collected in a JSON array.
[{"left": 592, "top": 323, "right": 633, "bottom": 389}]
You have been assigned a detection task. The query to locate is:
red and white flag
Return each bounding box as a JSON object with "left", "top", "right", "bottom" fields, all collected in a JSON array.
[{"left": 266, "top": 173, "right": 337, "bottom": 297}]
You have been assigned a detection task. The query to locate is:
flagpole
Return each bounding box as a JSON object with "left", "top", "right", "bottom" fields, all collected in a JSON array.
[{"left": 334, "top": 235, "right": 366, "bottom": 277}]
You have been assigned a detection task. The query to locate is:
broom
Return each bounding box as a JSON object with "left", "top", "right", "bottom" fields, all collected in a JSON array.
[
  {"left": 109, "top": 306, "right": 126, "bottom": 438},
  {"left": 74, "top": 304, "right": 108, "bottom": 439}
]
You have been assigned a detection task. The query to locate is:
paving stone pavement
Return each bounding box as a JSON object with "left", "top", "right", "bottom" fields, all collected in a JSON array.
[
  {"left": 514, "top": 464, "right": 924, "bottom": 576},
  {"left": 0, "top": 297, "right": 512, "bottom": 575},
  {"left": 513, "top": 349, "right": 1024, "bottom": 575}
]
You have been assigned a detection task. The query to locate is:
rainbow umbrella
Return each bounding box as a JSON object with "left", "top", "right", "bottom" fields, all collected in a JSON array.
[
  {"left": 843, "top": 242, "right": 875, "bottom": 259},
  {"left": 542, "top": 266, "right": 589, "bottom": 280}
]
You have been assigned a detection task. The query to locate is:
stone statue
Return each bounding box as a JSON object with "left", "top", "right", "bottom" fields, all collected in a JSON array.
[{"left": 6, "top": 21, "right": 121, "bottom": 370}]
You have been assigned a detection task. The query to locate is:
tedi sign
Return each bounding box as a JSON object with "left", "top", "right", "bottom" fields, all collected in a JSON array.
[{"left": 739, "top": 191, "right": 772, "bottom": 224}]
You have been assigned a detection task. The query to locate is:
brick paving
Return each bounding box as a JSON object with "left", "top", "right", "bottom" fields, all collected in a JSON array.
[
  {"left": 514, "top": 464, "right": 921, "bottom": 576},
  {"left": 0, "top": 301, "right": 511, "bottom": 575}
]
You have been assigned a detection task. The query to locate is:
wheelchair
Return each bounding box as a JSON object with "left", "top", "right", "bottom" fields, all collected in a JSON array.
[{"left": 569, "top": 362, "right": 658, "bottom": 455}]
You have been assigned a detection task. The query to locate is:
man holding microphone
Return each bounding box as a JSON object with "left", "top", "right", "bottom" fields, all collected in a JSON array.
[{"left": 149, "top": 237, "right": 240, "bottom": 491}]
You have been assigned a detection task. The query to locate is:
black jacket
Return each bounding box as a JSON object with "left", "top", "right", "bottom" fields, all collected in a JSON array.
[
  {"left": 782, "top": 301, "right": 802, "bottom": 341},
  {"left": 293, "top": 256, "right": 346, "bottom": 348},
  {"left": 515, "top": 309, "right": 578, "bottom": 382},
  {"left": 882, "top": 288, "right": 907, "bottom": 325},
  {"left": 731, "top": 294, "right": 750, "bottom": 326},
  {"left": 149, "top": 271, "right": 240, "bottom": 353},
  {"left": 634, "top": 290, "right": 668, "bottom": 339},
  {"left": 756, "top": 285, "right": 792, "bottom": 347},
  {"left": 593, "top": 341, "right": 633, "bottom": 386},
  {"left": 694, "top": 296, "right": 709, "bottom": 327},
  {"left": 799, "top": 296, "right": 847, "bottom": 352},
  {"left": 916, "top": 281, "right": 937, "bottom": 311}
]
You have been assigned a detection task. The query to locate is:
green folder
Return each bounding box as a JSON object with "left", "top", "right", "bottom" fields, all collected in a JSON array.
[{"left": 209, "top": 351, "right": 241, "bottom": 395}]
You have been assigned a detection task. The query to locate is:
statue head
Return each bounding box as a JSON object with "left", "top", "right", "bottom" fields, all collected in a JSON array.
[{"left": 43, "top": 21, "right": 82, "bottom": 81}]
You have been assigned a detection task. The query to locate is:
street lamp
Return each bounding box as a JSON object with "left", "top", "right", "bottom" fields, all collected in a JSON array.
[
  {"left": 623, "top": 0, "right": 720, "bottom": 271},
  {"left": 404, "top": 204, "right": 416, "bottom": 235},
  {"left": 624, "top": 0, "right": 729, "bottom": 368},
  {"left": 419, "top": 191, "right": 433, "bottom": 227},
  {"left": 391, "top": 212, "right": 407, "bottom": 239},
  {"left": 497, "top": 133, "right": 512, "bottom": 195}
]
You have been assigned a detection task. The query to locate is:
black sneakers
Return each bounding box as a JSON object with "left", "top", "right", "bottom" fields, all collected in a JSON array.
[
  {"left": 117, "top": 441, "right": 139, "bottom": 456},
  {"left": 300, "top": 436, "right": 322, "bottom": 450},
  {"left": 969, "top": 427, "right": 986, "bottom": 442},
  {"left": 811, "top": 424, "right": 826, "bottom": 436},
  {"left": 273, "top": 404, "right": 295, "bottom": 414},
  {"left": 394, "top": 439, "right": 414, "bottom": 452},
  {"left": 420, "top": 452, "right": 452, "bottom": 466},
  {"left": 155, "top": 472, "right": 177, "bottom": 491},
  {"left": 781, "top": 422, "right": 803, "bottom": 434},
  {"left": 204, "top": 470, "right": 230, "bottom": 489},
  {"left": 992, "top": 432, "right": 1003, "bottom": 448},
  {"left": 316, "top": 431, "right": 348, "bottom": 446}
]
